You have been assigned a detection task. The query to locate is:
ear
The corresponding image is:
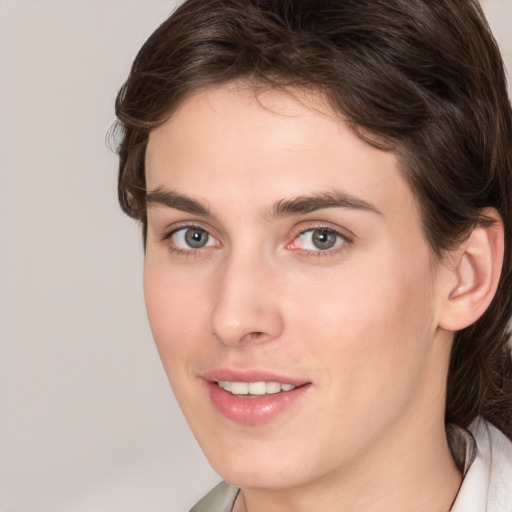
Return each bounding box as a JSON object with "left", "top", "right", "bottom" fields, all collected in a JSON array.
[{"left": 438, "top": 208, "right": 504, "bottom": 332}]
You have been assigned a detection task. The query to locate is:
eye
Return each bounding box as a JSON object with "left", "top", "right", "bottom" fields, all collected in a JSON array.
[
  {"left": 290, "top": 228, "right": 346, "bottom": 252},
  {"left": 169, "top": 227, "right": 218, "bottom": 250}
]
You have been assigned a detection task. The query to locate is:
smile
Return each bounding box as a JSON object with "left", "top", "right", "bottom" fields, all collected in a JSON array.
[
  {"left": 217, "top": 380, "right": 297, "bottom": 396},
  {"left": 204, "top": 371, "right": 311, "bottom": 424}
]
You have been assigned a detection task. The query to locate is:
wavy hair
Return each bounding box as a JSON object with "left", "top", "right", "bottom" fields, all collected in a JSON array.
[{"left": 114, "top": 0, "right": 512, "bottom": 437}]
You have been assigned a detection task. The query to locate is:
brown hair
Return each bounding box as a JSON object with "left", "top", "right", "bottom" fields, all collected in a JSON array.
[{"left": 114, "top": 0, "right": 512, "bottom": 436}]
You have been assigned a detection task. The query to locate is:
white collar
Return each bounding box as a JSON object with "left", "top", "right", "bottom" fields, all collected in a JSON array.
[{"left": 451, "top": 419, "right": 512, "bottom": 512}]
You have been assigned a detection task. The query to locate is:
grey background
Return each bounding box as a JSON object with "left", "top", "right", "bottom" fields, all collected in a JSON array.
[{"left": 0, "top": 1, "right": 510, "bottom": 511}]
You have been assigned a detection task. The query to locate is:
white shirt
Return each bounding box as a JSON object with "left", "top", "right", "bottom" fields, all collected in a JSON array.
[{"left": 451, "top": 419, "right": 512, "bottom": 511}]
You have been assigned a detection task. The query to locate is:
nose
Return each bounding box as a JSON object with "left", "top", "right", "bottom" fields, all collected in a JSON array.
[{"left": 209, "top": 252, "right": 284, "bottom": 347}]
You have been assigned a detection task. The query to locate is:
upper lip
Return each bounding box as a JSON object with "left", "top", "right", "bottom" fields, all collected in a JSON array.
[{"left": 202, "top": 369, "right": 309, "bottom": 386}]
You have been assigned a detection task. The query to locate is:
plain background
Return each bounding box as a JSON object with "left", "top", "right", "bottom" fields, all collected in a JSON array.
[{"left": 0, "top": 1, "right": 511, "bottom": 511}]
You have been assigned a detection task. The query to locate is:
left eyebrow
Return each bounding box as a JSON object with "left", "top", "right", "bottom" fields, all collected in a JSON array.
[
  {"left": 146, "top": 187, "right": 212, "bottom": 217},
  {"left": 266, "top": 191, "right": 382, "bottom": 219}
]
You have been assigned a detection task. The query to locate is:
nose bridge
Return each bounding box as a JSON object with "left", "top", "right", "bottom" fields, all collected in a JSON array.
[{"left": 210, "top": 247, "right": 283, "bottom": 346}]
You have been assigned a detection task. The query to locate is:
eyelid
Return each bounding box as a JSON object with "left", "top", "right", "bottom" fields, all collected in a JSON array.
[
  {"left": 161, "top": 220, "right": 218, "bottom": 240},
  {"left": 287, "top": 223, "right": 353, "bottom": 254},
  {"left": 158, "top": 220, "right": 352, "bottom": 257},
  {"left": 161, "top": 222, "right": 221, "bottom": 253}
]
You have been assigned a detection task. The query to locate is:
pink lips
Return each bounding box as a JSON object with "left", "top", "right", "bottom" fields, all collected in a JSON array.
[{"left": 203, "top": 370, "right": 311, "bottom": 424}]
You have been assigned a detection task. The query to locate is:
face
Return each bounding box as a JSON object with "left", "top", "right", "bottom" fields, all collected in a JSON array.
[{"left": 144, "top": 85, "right": 453, "bottom": 491}]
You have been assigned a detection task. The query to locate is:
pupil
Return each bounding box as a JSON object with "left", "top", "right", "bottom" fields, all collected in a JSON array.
[
  {"left": 185, "top": 228, "right": 208, "bottom": 248},
  {"left": 312, "top": 230, "right": 336, "bottom": 250}
]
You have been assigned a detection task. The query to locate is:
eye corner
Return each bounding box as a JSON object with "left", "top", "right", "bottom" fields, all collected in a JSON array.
[
  {"left": 162, "top": 224, "right": 221, "bottom": 256},
  {"left": 287, "top": 225, "right": 352, "bottom": 255}
]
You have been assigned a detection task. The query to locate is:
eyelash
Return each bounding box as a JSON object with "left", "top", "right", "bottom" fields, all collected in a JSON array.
[
  {"left": 161, "top": 224, "right": 351, "bottom": 257},
  {"left": 288, "top": 226, "right": 351, "bottom": 258},
  {"left": 162, "top": 224, "right": 217, "bottom": 257}
]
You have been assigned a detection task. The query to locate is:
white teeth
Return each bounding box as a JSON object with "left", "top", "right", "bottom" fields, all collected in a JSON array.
[
  {"left": 248, "top": 381, "right": 267, "bottom": 395},
  {"left": 217, "top": 380, "right": 297, "bottom": 395},
  {"left": 230, "top": 382, "right": 249, "bottom": 395},
  {"left": 265, "top": 381, "right": 281, "bottom": 394}
]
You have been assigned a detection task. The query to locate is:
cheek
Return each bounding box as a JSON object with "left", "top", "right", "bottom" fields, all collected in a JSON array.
[
  {"left": 143, "top": 260, "right": 209, "bottom": 374},
  {"left": 288, "top": 254, "right": 436, "bottom": 401}
]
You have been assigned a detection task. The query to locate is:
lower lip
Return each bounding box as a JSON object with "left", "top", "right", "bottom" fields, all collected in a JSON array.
[{"left": 207, "top": 381, "right": 310, "bottom": 424}]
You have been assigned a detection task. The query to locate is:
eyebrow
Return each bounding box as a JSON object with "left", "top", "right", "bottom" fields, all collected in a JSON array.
[
  {"left": 268, "top": 191, "right": 382, "bottom": 219},
  {"left": 146, "top": 187, "right": 212, "bottom": 216},
  {"left": 146, "top": 187, "right": 382, "bottom": 219}
]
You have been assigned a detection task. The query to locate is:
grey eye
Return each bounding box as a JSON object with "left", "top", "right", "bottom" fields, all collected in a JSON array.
[
  {"left": 296, "top": 229, "right": 344, "bottom": 251},
  {"left": 171, "top": 227, "right": 216, "bottom": 249},
  {"left": 311, "top": 230, "right": 338, "bottom": 250},
  {"left": 184, "top": 228, "right": 209, "bottom": 248}
]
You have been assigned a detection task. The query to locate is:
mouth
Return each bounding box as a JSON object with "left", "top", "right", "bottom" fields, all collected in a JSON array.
[
  {"left": 216, "top": 380, "right": 298, "bottom": 396},
  {"left": 203, "top": 370, "right": 311, "bottom": 424}
]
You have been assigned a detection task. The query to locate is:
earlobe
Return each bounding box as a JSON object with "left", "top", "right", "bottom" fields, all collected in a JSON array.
[{"left": 439, "top": 209, "right": 504, "bottom": 332}]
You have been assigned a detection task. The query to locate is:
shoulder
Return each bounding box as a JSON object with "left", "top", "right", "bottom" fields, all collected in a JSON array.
[
  {"left": 451, "top": 419, "right": 512, "bottom": 512},
  {"left": 189, "top": 481, "right": 239, "bottom": 512}
]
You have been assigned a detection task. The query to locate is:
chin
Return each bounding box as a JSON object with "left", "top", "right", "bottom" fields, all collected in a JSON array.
[
  {"left": 216, "top": 461, "right": 305, "bottom": 491},
  {"left": 197, "top": 434, "right": 319, "bottom": 491}
]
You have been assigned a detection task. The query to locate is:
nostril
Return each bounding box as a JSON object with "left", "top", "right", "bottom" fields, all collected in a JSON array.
[{"left": 239, "top": 331, "right": 266, "bottom": 343}]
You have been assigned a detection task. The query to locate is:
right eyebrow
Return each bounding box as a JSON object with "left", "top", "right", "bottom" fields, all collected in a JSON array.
[
  {"left": 267, "top": 190, "right": 382, "bottom": 219},
  {"left": 146, "top": 187, "right": 212, "bottom": 217}
]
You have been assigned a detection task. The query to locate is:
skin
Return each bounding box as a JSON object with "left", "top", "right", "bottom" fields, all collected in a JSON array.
[{"left": 143, "top": 84, "right": 463, "bottom": 512}]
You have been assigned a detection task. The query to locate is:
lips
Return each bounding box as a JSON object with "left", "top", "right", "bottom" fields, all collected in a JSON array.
[{"left": 203, "top": 369, "right": 311, "bottom": 424}]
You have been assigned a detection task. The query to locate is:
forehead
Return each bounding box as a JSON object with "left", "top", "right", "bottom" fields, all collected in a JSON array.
[
  {"left": 145, "top": 84, "right": 418, "bottom": 226},
  {"left": 147, "top": 84, "right": 345, "bottom": 168}
]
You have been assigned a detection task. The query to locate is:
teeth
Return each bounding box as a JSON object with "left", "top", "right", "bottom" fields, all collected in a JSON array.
[
  {"left": 230, "top": 382, "right": 248, "bottom": 395},
  {"left": 265, "top": 381, "right": 281, "bottom": 394},
  {"left": 248, "top": 381, "right": 266, "bottom": 395},
  {"left": 217, "top": 381, "right": 297, "bottom": 396}
]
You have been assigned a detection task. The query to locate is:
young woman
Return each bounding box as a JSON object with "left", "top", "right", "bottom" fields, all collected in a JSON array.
[{"left": 114, "top": 1, "right": 512, "bottom": 510}]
